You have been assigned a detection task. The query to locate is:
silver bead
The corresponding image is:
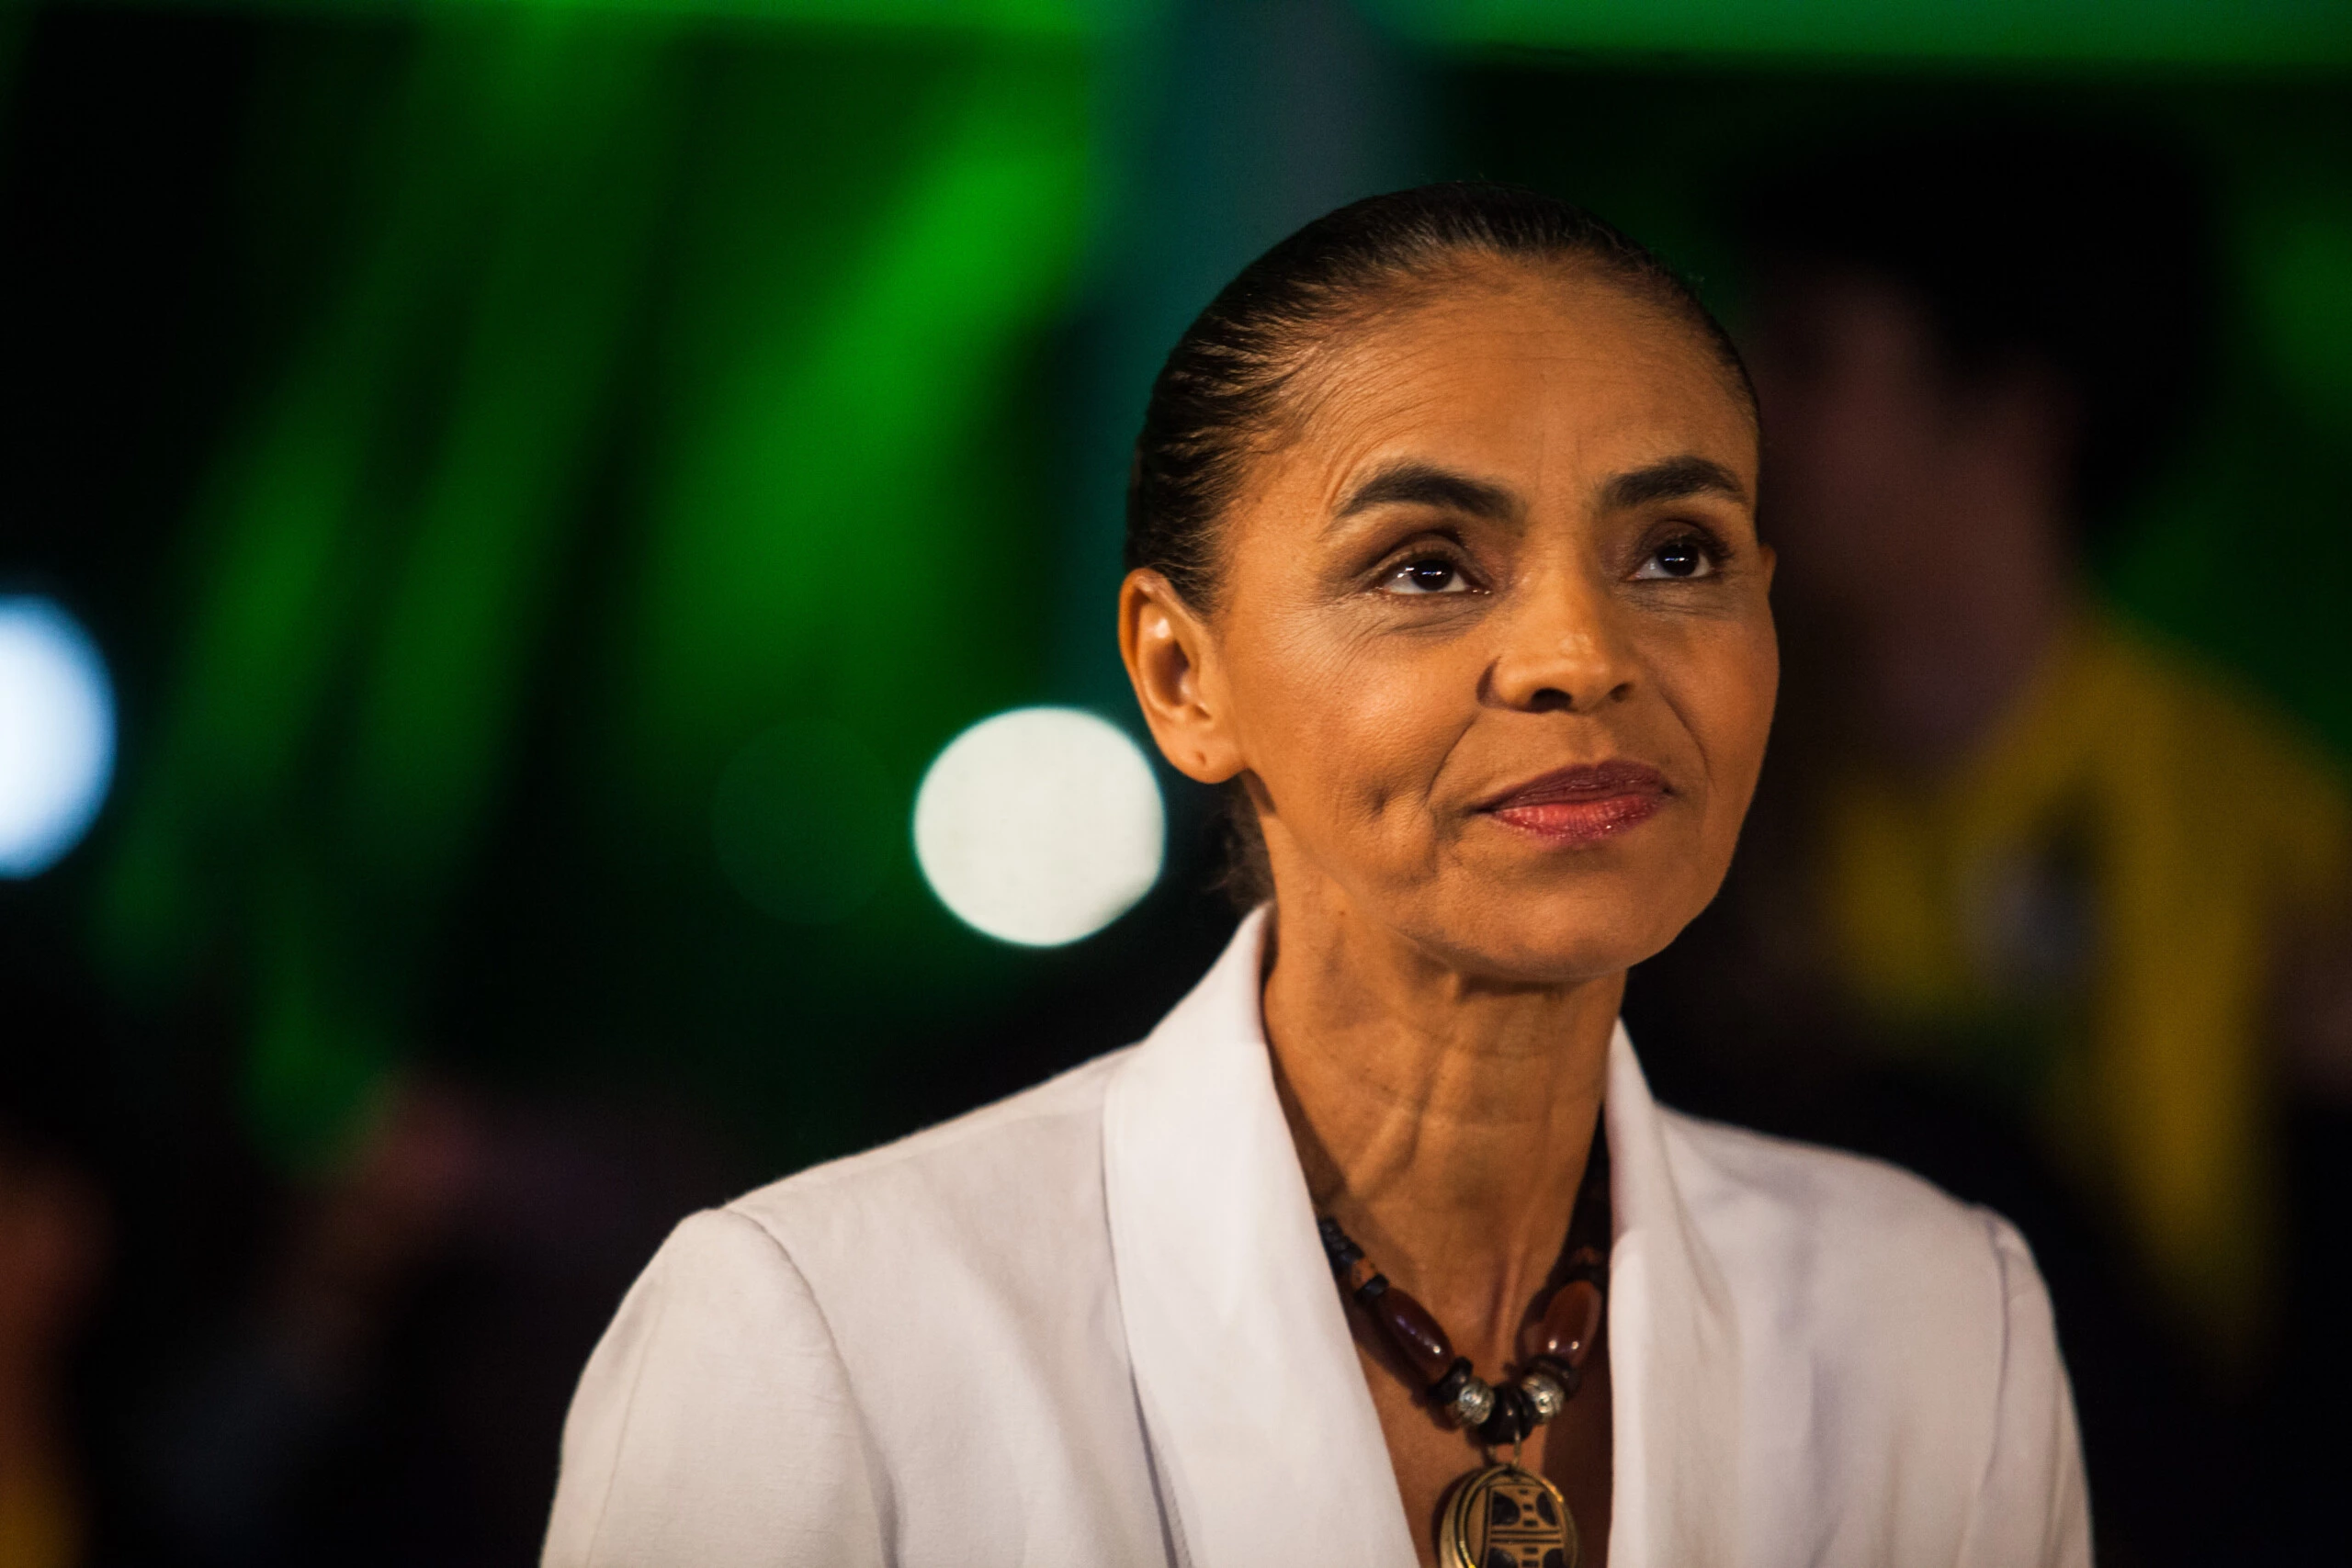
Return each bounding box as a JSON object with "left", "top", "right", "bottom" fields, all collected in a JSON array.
[
  {"left": 1448, "top": 1375, "right": 1496, "bottom": 1428},
  {"left": 1521, "top": 1369, "right": 1566, "bottom": 1424}
]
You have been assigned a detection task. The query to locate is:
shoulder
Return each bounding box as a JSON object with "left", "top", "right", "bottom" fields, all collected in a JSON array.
[
  {"left": 1659, "top": 1107, "right": 2054, "bottom": 1427},
  {"left": 564, "top": 1045, "right": 1132, "bottom": 1439},
  {"left": 2098, "top": 618, "right": 2346, "bottom": 803},
  {"left": 1664, "top": 1108, "right": 2005, "bottom": 1255},
  {"left": 1661, "top": 1107, "right": 2033, "bottom": 1331},
  {"left": 722, "top": 1044, "right": 1129, "bottom": 1274},
  {"left": 548, "top": 1048, "right": 1159, "bottom": 1567},
  {"left": 608, "top": 1049, "right": 1131, "bottom": 1377},
  {"left": 696, "top": 1047, "right": 1138, "bottom": 1409},
  {"left": 1658, "top": 1111, "right": 2086, "bottom": 1559},
  {"left": 2086, "top": 617, "right": 2352, "bottom": 881}
]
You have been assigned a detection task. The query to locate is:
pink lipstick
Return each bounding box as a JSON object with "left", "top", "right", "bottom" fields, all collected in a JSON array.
[{"left": 1480, "top": 761, "right": 1668, "bottom": 844}]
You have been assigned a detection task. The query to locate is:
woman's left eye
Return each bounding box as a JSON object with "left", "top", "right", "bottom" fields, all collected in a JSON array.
[
  {"left": 1381, "top": 557, "right": 1471, "bottom": 594},
  {"left": 1634, "top": 535, "right": 1718, "bottom": 581}
]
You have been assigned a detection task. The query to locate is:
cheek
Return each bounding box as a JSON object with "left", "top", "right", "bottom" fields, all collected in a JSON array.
[
  {"left": 1659, "top": 615, "right": 1779, "bottom": 822},
  {"left": 1702, "top": 626, "right": 1781, "bottom": 810},
  {"left": 1233, "top": 614, "right": 1466, "bottom": 831}
]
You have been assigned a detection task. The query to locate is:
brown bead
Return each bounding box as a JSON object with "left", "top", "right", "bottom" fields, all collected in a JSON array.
[
  {"left": 1367, "top": 1283, "right": 1457, "bottom": 1383},
  {"left": 1521, "top": 1279, "right": 1603, "bottom": 1370}
]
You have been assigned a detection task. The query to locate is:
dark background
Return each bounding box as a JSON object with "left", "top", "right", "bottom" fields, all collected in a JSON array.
[{"left": 0, "top": 1, "right": 2346, "bottom": 1562}]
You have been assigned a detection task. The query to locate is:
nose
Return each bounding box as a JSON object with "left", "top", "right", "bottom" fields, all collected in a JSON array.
[{"left": 1483, "top": 568, "right": 1638, "bottom": 714}]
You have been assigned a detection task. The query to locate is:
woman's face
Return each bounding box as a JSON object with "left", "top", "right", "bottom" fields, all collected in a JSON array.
[{"left": 1125, "top": 263, "right": 1776, "bottom": 985}]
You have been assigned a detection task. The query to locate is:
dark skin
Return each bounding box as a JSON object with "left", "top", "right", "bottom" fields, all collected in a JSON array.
[{"left": 1120, "top": 260, "right": 1777, "bottom": 1565}]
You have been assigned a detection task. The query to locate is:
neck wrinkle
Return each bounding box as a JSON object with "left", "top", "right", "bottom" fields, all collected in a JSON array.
[{"left": 1261, "top": 897, "right": 1618, "bottom": 1359}]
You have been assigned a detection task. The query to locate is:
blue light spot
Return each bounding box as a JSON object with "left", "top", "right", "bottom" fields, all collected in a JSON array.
[{"left": 0, "top": 596, "right": 117, "bottom": 877}]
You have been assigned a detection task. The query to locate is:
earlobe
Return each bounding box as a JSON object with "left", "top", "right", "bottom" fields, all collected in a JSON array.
[{"left": 1119, "top": 570, "right": 1243, "bottom": 786}]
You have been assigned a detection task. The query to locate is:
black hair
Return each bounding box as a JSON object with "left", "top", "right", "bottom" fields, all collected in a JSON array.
[
  {"left": 1124, "top": 183, "right": 1755, "bottom": 905},
  {"left": 1738, "top": 125, "right": 2217, "bottom": 534}
]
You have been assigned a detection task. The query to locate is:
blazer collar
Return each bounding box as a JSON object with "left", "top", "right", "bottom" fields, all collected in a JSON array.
[
  {"left": 1601, "top": 989, "right": 1744, "bottom": 1566},
  {"left": 1102, "top": 909, "right": 1743, "bottom": 1568}
]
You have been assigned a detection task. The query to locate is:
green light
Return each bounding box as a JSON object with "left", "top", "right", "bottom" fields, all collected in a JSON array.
[
  {"left": 96, "top": 18, "right": 1099, "bottom": 1167},
  {"left": 1382, "top": 0, "right": 2352, "bottom": 68},
  {"left": 714, "top": 720, "right": 899, "bottom": 923},
  {"left": 143, "top": 0, "right": 1154, "bottom": 40},
  {"left": 2250, "top": 199, "right": 2352, "bottom": 424},
  {"left": 615, "top": 52, "right": 1093, "bottom": 799}
]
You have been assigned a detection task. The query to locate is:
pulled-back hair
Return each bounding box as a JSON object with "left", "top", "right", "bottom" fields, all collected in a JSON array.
[
  {"left": 1123, "top": 183, "right": 1754, "bottom": 903},
  {"left": 1127, "top": 183, "right": 1752, "bottom": 611}
]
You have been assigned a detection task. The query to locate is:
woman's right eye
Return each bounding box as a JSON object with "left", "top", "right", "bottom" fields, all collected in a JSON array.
[{"left": 1380, "top": 556, "right": 1470, "bottom": 595}]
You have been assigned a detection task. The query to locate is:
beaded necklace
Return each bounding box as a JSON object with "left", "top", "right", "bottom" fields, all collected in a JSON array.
[{"left": 1316, "top": 1131, "right": 1609, "bottom": 1568}]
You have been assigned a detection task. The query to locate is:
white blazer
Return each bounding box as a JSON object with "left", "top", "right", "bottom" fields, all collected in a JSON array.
[{"left": 544, "top": 910, "right": 2090, "bottom": 1567}]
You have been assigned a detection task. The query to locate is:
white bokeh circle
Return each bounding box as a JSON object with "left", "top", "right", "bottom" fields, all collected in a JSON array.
[
  {"left": 0, "top": 596, "right": 117, "bottom": 878},
  {"left": 913, "top": 706, "right": 1164, "bottom": 947}
]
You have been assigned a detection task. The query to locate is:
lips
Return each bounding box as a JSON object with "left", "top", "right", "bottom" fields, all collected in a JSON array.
[{"left": 1478, "top": 761, "right": 1669, "bottom": 844}]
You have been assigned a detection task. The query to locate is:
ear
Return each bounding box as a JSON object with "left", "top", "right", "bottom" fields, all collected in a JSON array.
[{"left": 1119, "top": 569, "right": 1244, "bottom": 785}]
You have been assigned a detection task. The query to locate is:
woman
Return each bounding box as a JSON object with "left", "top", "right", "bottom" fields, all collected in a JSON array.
[{"left": 541, "top": 186, "right": 2089, "bottom": 1568}]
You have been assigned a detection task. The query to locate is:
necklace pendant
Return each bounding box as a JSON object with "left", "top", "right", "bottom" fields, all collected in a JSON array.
[{"left": 1437, "top": 1461, "right": 1577, "bottom": 1568}]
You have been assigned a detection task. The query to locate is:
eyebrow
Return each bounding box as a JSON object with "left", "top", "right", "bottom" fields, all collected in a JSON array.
[
  {"left": 1601, "top": 455, "right": 1749, "bottom": 511},
  {"left": 1335, "top": 461, "right": 1516, "bottom": 524}
]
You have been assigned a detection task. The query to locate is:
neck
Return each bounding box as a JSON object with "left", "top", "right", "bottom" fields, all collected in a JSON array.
[{"left": 1260, "top": 886, "right": 1616, "bottom": 1368}]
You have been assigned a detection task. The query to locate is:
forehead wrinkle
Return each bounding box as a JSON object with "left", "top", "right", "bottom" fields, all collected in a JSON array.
[
  {"left": 1272, "top": 265, "right": 1614, "bottom": 460},
  {"left": 1251, "top": 272, "right": 1754, "bottom": 532},
  {"left": 1285, "top": 260, "right": 1741, "bottom": 445},
  {"left": 1298, "top": 333, "right": 1594, "bottom": 515}
]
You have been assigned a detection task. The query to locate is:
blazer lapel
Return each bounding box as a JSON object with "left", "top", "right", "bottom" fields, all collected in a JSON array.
[
  {"left": 1605, "top": 1024, "right": 1745, "bottom": 1566},
  {"left": 1102, "top": 915, "right": 1743, "bottom": 1567},
  {"left": 1102, "top": 910, "right": 1419, "bottom": 1567}
]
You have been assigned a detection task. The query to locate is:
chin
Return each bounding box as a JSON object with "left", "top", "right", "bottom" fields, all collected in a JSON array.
[{"left": 1413, "top": 874, "right": 1694, "bottom": 987}]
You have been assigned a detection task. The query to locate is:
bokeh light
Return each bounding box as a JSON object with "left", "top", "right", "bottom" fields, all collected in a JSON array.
[
  {"left": 0, "top": 595, "right": 116, "bottom": 878},
  {"left": 912, "top": 706, "right": 1164, "bottom": 947}
]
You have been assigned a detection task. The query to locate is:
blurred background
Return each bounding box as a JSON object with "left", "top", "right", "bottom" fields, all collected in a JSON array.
[{"left": 0, "top": 0, "right": 2346, "bottom": 1563}]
